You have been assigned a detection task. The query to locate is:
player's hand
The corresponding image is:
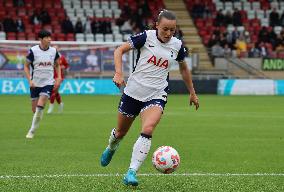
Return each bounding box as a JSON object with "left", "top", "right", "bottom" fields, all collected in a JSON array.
[
  {"left": 29, "top": 80, "right": 35, "bottom": 88},
  {"left": 189, "top": 93, "right": 199, "bottom": 110},
  {"left": 113, "top": 72, "right": 126, "bottom": 88}
]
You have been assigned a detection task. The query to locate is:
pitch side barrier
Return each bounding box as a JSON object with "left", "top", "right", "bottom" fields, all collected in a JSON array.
[{"left": 218, "top": 79, "right": 284, "bottom": 95}]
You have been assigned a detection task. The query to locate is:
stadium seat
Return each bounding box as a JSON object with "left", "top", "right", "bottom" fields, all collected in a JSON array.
[
  {"left": 66, "top": 33, "right": 75, "bottom": 41},
  {"left": 56, "top": 33, "right": 66, "bottom": 41},
  {"left": 101, "top": 1, "right": 110, "bottom": 10},
  {"left": 94, "top": 9, "right": 103, "bottom": 18},
  {"left": 105, "top": 34, "right": 113, "bottom": 42},
  {"left": 95, "top": 34, "right": 104, "bottom": 42},
  {"left": 104, "top": 9, "right": 113, "bottom": 18},
  {"left": 17, "top": 32, "right": 26, "bottom": 40},
  {"left": 113, "top": 9, "right": 121, "bottom": 18},
  {"left": 0, "top": 32, "right": 6, "bottom": 40},
  {"left": 110, "top": 1, "right": 119, "bottom": 10},
  {"left": 92, "top": 1, "right": 100, "bottom": 9},
  {"left": 76, "top": 33, "right": 85, "bottom": 41},
  {"left": 85, "top": 33, "right": 94, "bottom": 41},
  {"left": 114, "top": 34, "right": 123, "bottom": 42},
  {"left": 6, "top": 32, "right": 17, "bottom": 40}
]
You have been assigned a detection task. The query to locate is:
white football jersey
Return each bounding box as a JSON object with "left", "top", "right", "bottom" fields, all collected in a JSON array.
[
  {"left": 124, "top": 30, "right": 185, "bottom": 102},
  {"left": 26, "top": 45, "right": 59, "bottom": 87}
]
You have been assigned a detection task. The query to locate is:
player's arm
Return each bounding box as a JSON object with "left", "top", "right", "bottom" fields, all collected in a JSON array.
[
  {"left": 178, "top": 60, "right": 199, "bottom": 110},
  {"left": 113, "top": 31, "right": 146, "bottom": 88},
  {"left": 176, "top": 44, "right": 199, "bottom": 110},
  {"left": 61, "top": 56, "right": 69, "bottom": 76},
  {"left": 113, "top": 42, "right": 132, "bottom": 87},
  {"left": 25, "top": 49, "right": 35, "bottom": 88},
  {"left": 54, "top": 58, "right": 62, "bottom": 90},
  {"left": 24, "top": 61, "right": 35, "bottom": 88}
]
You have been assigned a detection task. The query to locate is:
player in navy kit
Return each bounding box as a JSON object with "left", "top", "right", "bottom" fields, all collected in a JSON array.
[
  {"left": 100, "top": 10, "right": 199, "bottom": 186},
  {"left": 24, "top": 30, "right": 62, "bottom": 139}
]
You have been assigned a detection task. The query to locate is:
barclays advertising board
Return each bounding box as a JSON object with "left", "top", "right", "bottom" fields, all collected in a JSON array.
[{"left": 0, "top": 78, "right": 120, "bottom": 95}]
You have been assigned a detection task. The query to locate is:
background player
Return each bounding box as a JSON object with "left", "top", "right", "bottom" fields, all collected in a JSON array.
[
  {"left": 47, "top": 46, "right": 69, "bottom": 114},
  {"left": 24, "top": 30, "right": 62, "bottom": 139},
  {"left": 100, "top": 10, "right": 199, "bottom": 186}
]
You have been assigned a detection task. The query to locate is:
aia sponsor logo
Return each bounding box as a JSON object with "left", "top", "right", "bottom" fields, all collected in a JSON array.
[
  {"left": 147, "top": 55, "right": 168, "bottom": 69},
  {"left": 38, "top": 62, "right": 52, "bottom": 67}
]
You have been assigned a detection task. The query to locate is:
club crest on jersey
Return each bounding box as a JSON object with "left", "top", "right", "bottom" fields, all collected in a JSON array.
[{"left": 147, "top": 55, "right": 169, "bottom": 69}]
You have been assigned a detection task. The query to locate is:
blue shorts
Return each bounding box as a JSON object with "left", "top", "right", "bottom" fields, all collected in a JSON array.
[
  {"left": 30, "top": 85, "right": 54, "bottom": 100},
  {"left": 118, "top": 93, "right": 167, "bottom": 118}
]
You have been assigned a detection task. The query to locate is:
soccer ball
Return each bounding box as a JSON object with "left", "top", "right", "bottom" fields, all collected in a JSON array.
[{"left": 152, "top": 146, "right": 180, "bottom": 174}]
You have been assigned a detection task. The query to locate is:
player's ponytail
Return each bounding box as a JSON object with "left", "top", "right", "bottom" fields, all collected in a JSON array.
[{"left": 157, "top": 9, "right": 176, "bottom": 23}]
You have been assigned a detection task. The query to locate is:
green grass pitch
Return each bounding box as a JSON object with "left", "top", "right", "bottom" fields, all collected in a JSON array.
[{"left": 0, "top": 95, "right": 283, "bottom": 191}]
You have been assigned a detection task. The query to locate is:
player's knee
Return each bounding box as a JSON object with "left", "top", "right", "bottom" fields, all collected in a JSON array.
[{"left": 142, "top": 124, "right": 155, "bottom": 135}]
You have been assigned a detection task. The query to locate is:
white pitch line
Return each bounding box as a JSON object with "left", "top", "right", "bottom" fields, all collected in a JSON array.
[{"left": 0, "top": 173, "right": 284, "bottom": 179}]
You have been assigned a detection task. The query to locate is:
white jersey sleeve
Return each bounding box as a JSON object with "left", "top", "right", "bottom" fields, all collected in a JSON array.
[{"left": 124, "top": 30, "right": 186, "bottom": 102}]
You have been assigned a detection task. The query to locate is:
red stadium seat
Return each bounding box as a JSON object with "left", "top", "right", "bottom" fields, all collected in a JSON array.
[
  {"left": 26, "top": 33, "right": 36, "bottom": 40},
  {"left": 56, "top": 33, "right": 65, "bottom": 41},
  {"left": 17, "top": 32, "right": 26, "bottom": 40},
  {"left": 6, "top": 32, "right": 16, "bottom": 40},
  {"left": 66, "top": 33, "right": 75, "bottom": 41}
]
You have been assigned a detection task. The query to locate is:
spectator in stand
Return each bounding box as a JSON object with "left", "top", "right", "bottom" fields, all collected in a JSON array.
[
  {"left": 3, "top": 15, "right": 17, "bottom": 32},
  {"left": 91, "top": 19, "right": 100, "bottom": 34},
  {"left": 203, "top": 1, "right": 211, "bottom": 18},
  {"left": 232, "top": 8, "right": 242, "bottom": 26},
  {"left": 16, "top": 18, "right": 25, "bottom": 32},
  {"left": 275, "top": 40, "right": 284, "bottom": 53},
  {"left": 224, "top": 10, "right": 233, "bottom": 26},
  {"left": 211, "top": 42, "right": 224, "bottom": 64},
  {"left": 138, "top": 0, "right": 150, "bottom": 18},
  {"left": 275, "top": 34, "right": 283, "bottom": 49},
  {"left": 61, "top": 16, "right": 74, "bottom": 34},
  {"left": 208, "top": 34, "right": 219, "bottom": 48},
  {"left": 248, "top": 42, "right": 261, "bottom": 58},
  {"left": 75, "top": 18, "right": 84, "bottom": 33},
  {"left": 234, "top": 35, "right": 247, "bottom": 57},
  {"left": 214, "top": 9, "right": 225, "bottom": 27},
  {"left": 192, "top": 2, "right": 205, "bottom": 19},
  {"left": 258, "top": 26, "right": 269, "bottom": 43},
  {"left": 269, "top": 8, "right": 280, "bottom": 27},
  {"left": 280, "top": 11, "right": 284, "bottom": 26},
  {"left": 13, "top": 0, "right": 24, "bottom": 7},
  {"left": 223, "top": 43, "right": 232, "bottom": 57},
  {"left": 39, "top": 9, "right": 51, "bottom": 25},
  {"left": 30, "top": 10, "right": 41, "bottom": 25},
  {"left": 219, "top": 33, "right": 227, "bottom": 47},
  {"left": 102, "top": 19, "right": 112, "bottom": 34},
  {"left": 267, "top": 27, "right": 277, "bottom": 48},
  {"left": 259, "top": 42, "right": 268, "bottom": 57},
  {"left": 243, "top": 30, "right": 251, "bottom": 44},
  {"left": 84, "top": 16, "right": 92, "bottom": 34},
  {"left": 227, "top": 27, "right": 240, "bottom": 46},
  {"left": 121, "top": 2, "right": 131, "bottom": 21},
  {"left": 120, "top": 19, "right": 133, "bottom": 34}
]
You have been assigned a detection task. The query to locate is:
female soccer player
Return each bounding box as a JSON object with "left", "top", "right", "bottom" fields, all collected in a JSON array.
[
  {"left": 24, "top": 30, "right": 62, "bottom": 139},
  {"left": 47, "top": 46, "right": 69, "bottom": 114},
  {"left": 100, "top": 10, "right": 199, "bottom": 186}
]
